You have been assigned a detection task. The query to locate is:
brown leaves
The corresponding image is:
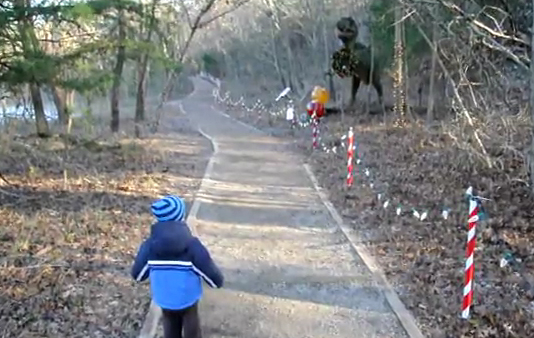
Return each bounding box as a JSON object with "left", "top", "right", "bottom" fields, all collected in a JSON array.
[
  {"left": 0, "top": 115, "right": 211, "bottom": 337},
  {"left": 313, "top": 119, "right": 534, "bottom": 338},
  {"left": 221, "top": 98, "right": 534, "bottom": 338}
]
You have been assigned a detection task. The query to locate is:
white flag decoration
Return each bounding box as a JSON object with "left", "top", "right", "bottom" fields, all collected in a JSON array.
[
  {"left": 275, "top": 87, "right": 291, "bottom": 101},
  {"left": 286, "top": 106, "right": 294, "bottom": 120},
  {"left": 209, "top": 96, "right": 487, "bottom": 225}
]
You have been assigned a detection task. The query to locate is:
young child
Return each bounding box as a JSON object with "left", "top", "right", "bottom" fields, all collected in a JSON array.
[{"left": 131, "top": 195, "right": 224, "bottom": 338}]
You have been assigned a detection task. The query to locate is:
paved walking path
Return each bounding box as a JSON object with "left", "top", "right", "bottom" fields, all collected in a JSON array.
[{"left": 144, "top": 78, "right": 420, "bottom": 338}]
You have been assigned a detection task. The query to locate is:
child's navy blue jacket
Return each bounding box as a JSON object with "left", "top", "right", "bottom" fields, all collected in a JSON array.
[{"left": 131, "top": 220, "right": 224, "bottom": 310}]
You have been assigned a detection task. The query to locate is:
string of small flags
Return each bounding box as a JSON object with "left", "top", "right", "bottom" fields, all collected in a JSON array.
[
  {"left": 344, "top": 127, "right": 491, "bottom": 222},
  {"left": 208, "top": 79, "right": 502, "bottom": 321},
  {"left": 214, "top": 87, "right": 312, "bottom": 128},
  {"left": 214, "top": 86, "right": 490, "bottom": 223}
]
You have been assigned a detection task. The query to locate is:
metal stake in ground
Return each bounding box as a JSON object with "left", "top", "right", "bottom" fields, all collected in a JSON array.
[
  {"left": 462, "top": 197, "right": 479, "bottom": 319},
  {"left": 286, "top": 100, "right": 296, "bottom": 129},
  {"left": 347, "top": 127, "right": 354, "bottom": 186}
]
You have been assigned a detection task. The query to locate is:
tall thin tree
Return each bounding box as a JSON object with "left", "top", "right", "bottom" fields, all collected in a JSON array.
[
  {"left": 426, "top": 5, "right": 438, "bottom": 125},
  {"left": 110, "top": 1, "right": 127, "bottom": 133},
  {"left": 393, "top": 1, "right": 406, "bottom": 126},
  {"left": 530, "top": 0, "right": 534, "bottom": 191},
  {"left": 135, "top": 0, "right": 159, "bottom": 138},
  {"left": 15, "top": 0, "right": 50, "bottom": 137}
]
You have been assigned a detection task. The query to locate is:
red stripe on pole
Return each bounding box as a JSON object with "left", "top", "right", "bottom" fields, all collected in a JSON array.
[
  {"left": 347, "top": 128, "right": 354, "bottom": 186},
  {"left": 462, "top": 199, "right": 478, "bottom": 319}
]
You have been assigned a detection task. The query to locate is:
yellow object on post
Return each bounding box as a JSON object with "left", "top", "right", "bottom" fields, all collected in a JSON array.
[{"left": 311, "top": 86, "right": 329, "bottom": 105}]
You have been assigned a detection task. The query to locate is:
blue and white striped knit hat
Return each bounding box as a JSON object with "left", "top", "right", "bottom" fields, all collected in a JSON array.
[{"left": 151, "top": 195, "right": 186, "bottom": 222}]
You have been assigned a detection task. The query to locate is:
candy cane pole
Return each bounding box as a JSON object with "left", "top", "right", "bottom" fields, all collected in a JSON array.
[
  {"left": 461, "top": 198, "right": 479, "bottom": 319},
  {"left": 347, "top": 127, "right": 354, "bottom": 186},
  {"left": 312, "top": 111, "right": 318, "bottom": 149}
]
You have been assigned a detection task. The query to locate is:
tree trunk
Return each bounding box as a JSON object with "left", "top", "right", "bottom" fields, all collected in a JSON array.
[
  {"left": 393, "top": 2, "right": 406, "bottom": 125},
  {"left": 135, "top": 0, "right": 159, "bottom": 138},
  {"left": 321, "top": 1, "right": 335, "bottom": 102},
  {"left": 51, "top": 84, "right": 74, "bottom": 131},
  {"left": 262, "top": 0, "right": 285, "bottom": 88},
  {"left": 269, "top": 21, "right": 286, "bottom": 88},
  {"left": 367, "top": 29, "right": 375, "bottom": 115},
  {"left": 15, "top": 0, "right": 50, "bottom": 137},
  {"left": 151, "top": 0, "right": 217, "bottom": 133},
  {"left": 29, "top": 84, "right": 50, "bottom": 137},
  {"left": 110, "top": 5, "right": 126, "bottom": 133},
  {"left": 135, "top": 62, "right": 148, "bottom": 137},
  {"left": 426, "top": 6, "right": 438, "bottom": 124},
  {"left": 530, "top": 0, "right": 534, "bottom": 192},
  {"left": 265, "top": 0, "right": 295, "bottom": 90},
  {"left": 51, "top": 85, "right": 66, "bottom": 125},
  {"left": 402, "top": 14, "right": 412, "bottom": 121}
]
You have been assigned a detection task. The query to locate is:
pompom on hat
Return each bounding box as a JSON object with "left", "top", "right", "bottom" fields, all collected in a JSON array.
[{"left": 151, "top": 195, "right": 186, "bottom": 222}]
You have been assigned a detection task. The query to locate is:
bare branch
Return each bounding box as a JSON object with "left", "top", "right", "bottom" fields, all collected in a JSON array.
[
  {"left": 479, "top": 37, "right": 529, "bottom": 71},
  {"left": 436, "top": 0, "right": 529, "bottom": 45},
  {"left": 0, "top": 171, "right": 11, "bottom": 185},
  {"left": 198, "top": 0, "right": 251, "bottom": 29},
  {"left": 178, "top": 0, "right": 193, "bottom": 29},
  {"left": 410, "top": 10, "right": 492, "bottom": 167},
  {"left": 416, "top": 0, "right": 531, "bottom": 71},
  {"left": 178, "top": 0, "right": 218, "bottom": 62},
  {"left": 151, "top": 0, "right": 221, "bottom": 132}
]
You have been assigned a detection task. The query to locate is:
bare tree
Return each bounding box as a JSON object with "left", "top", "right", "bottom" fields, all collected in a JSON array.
[
  {"left": 110, "top": 1, "right": 127, "bottom": 133},
  {"left": 51, "top": 85, "right": 74, "bottom": 133},
  {"left": 393, "top": 1, "right": 406, "bottom": 125},
  {"left": 426, "top": 4, "right": 438, "bottom": 125},
  {"left": 151, "top": 0, "right": 250, "bottom": 132},
  {"left": 15, "top": 0, "right": 50, "bottom": 137},
  {"left": 135, "top": 0, "right": 159, "bottom": 138},
  {"left": 530, "top": 0, "right": 534, "bottom": 191},
  {"left": 263, "top": 0, "right": 286, "bottom": 88}
]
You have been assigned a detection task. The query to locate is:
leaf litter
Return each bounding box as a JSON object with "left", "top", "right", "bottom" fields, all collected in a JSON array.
[
  {"left": 0, "top": 112, "right": 212, "bottom": 338},
  {"left": 217, "top": 94, "right": 534, "bottom": 338}
]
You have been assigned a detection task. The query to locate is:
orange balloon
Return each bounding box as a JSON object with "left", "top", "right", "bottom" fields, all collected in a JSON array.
[{"left": 311, "top": 86, "right": 329, "bottom": 105}]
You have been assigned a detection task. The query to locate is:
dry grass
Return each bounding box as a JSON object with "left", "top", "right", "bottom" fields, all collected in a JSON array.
[
  {"left": 0, "top": 99, "right": 211, "bottom": 338},
  {"left": 216, "top": 86, "right": 534, "bottom": 338}
]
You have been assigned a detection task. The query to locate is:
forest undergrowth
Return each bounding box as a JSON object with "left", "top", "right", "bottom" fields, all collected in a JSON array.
[
  {"left": 0, "top": 95, "right": 212, "bottom": 337},
  {"left": 213, "top": 78, "right": 534, "bottom": 338}
]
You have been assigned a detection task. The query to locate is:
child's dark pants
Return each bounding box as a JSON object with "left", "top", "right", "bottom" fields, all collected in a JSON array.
[{"left": 161, "top": 302, "right": 201, "bottom": 338}]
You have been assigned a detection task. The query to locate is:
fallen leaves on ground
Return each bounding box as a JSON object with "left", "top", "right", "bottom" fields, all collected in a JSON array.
[
  {"left": 219, "top": 95, "right": 534, "bottom": 338},
  {"left": 0, "top": 114, "right": 211, "bottom": 338}
]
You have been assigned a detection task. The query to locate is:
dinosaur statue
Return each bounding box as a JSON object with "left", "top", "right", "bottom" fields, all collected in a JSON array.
[{"left": 331, "top": 17, "right": 384, "bottom": 112}]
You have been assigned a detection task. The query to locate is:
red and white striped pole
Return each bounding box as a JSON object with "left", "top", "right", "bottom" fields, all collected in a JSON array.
[
  {"left": 312, "top": 111, "right": 318, "bottom": 149},
  {"left": 347, "top": 127, "right": 354, "bottom": 186},
  {"left": 462, "top": 197, "right": 479, "bottom": 319}
]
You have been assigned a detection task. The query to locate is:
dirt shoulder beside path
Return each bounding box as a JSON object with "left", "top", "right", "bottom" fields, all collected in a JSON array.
[{"left": 0, "top": 105, "right": 212, "bottom": 338}]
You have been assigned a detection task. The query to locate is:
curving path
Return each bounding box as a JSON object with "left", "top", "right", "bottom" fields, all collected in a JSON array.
[{"left": 139, "top": 78, "right": 423, "bottom": 338}]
